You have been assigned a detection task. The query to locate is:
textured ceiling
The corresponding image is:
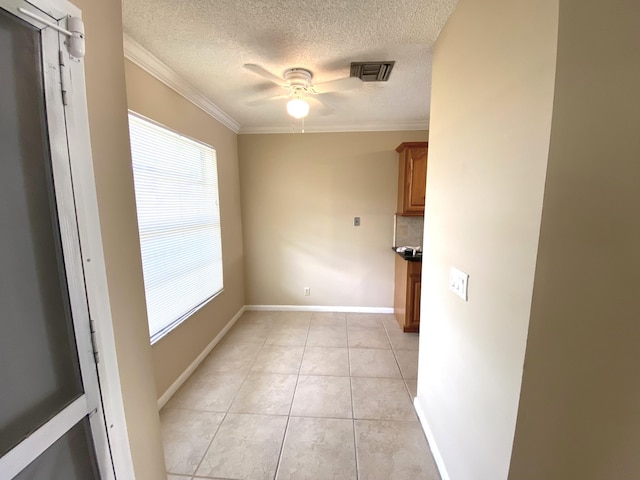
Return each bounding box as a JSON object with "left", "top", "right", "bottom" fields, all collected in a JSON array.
[{"left": 122, "top": 0, "right": 458, "bottom": 132}]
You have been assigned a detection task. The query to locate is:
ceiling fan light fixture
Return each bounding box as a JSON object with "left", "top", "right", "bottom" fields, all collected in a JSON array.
[{"left": 286, "top": 98, "right": 310, "bottom": 119}]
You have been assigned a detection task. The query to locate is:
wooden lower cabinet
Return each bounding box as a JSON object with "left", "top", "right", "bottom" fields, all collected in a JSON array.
[{"left": 394, "top": 254, "right": 422, "bottom": 333}]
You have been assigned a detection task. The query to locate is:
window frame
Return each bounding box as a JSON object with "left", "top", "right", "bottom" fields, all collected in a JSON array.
[{"left": 127, "top": 111, "right": 224, "bottom": 344}]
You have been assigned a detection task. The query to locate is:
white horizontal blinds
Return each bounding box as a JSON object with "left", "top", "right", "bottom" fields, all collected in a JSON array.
[{"left": 128, "top": 114, "right": 223, "bottom": 342}]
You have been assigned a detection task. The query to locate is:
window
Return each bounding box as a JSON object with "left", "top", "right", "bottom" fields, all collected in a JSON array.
[{"left": 128, "top": 113, "right": 223, "bottom": 343}]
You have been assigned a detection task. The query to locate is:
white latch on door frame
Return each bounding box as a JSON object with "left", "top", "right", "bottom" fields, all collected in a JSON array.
[{"left": 18, "top": 7, "right": 85, "bottom": 58}]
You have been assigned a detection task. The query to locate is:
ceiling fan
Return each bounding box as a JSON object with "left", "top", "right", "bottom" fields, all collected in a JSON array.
[{"left": 243, "top": 63, "right": 363, "bottom": 119}]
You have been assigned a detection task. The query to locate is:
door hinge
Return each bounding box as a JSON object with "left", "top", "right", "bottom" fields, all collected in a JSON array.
[
  {"left": 89, "top": 319, "right": 100, "bottom": 364},
  {"left": 59, "top": 50, "right": 71, "bottom": 106}
]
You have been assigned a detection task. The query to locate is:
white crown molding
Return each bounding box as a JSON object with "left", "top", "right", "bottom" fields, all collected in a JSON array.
[
  {"left": 123, "top": 35, "right": 240, "bottom": 134},
  {"left": 122, "top": 35, "right": 428, "bottom": 135},
  {"left": 239, "top": 121, "right": 429, "bottom": 135}
]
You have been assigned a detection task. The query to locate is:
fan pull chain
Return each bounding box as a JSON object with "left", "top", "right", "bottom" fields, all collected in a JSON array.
[{"left": 290, "top": 119, "right": 306, "bottom": 134}]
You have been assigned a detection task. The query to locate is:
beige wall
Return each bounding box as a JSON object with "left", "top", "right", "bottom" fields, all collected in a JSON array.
[
  {"left": 417, "top": 0, "right": 559, "bottom": 479},
  {"left": 238, "top": 131, "right": 427, "bottom": 307},
  {"left": 124, "top": 60, "right": 245, "bottom": 397},
  {"left": 73, "top": 0, "right": 166, "bottom": 477},
  {"left": 508, "top": 0, "right": 640, "bottom": 478}
]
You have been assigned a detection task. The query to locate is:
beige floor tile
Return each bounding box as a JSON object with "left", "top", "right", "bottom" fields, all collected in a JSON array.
[
  {"left": 347, "top": 327, "right": 391, "bottom": 349},
  {"left": 166, "top": 373, "right": 246, "bottom": 412},
  {"left": 300, "top": 347, "right": 349, "bottom": 376},
  {"left": 306, "top": 325, "right": 348, "bottom": 347},
  {"left": 265, "top": 325, "right": 309, "bottom": 346},
  {"left": 311, "top": 311, "right": 345, "bottom": 319},
  {"left": 405, "top": 378, "right": 418, "bottom": 399},
  {"left": 229, "top": 373, "right": 297, "bottom": 415},
  {"left": 381, "top": 314, "right": 401, "bottom": 331},
  {"left": 351, "top": 377, "right": 417, "bottom": 421},
  {"left": 160, "top": 408, "right": 225, "bottom": 476},
  {"left": 250, "top": 345, "right": 304, "bottom": 374},
  {"left": 236, "top": 310, "right": 278, "bottom": 327},
  {"left": 200, "top": 342, "right": 260, "bottom": 374},
  {"left": 395, "top": 350, "right": 419, "bottom": 379},
  {"left": 160, "top": 310, "right": 425, "bottom": 479},
  {"left": 220, "top": 322, "right": 271, "bottom": 345},
  {"left": 290, "top": 375, "right": 352, "bottom": 418},
  {"left": 196, "top": 413, "right": 288, "bottom": 480},
  {"left": 355, "top": 420, "right": 440, "bottom": 480},
  {"left": 349, "top": 348, "right": 401, "bottom": 378},
  {"left": 346, "top": 312, "right": 385, "bottom": 329},
  {"left": 386, "top": 330, "right": 420, "bottom": 351},
  {"left": 310, "top": 312, "right": 346, "bottom": 327},
  {"left": 274, "top": 310, "right": 312, "bottom": 324},
  {"left": 311, "top": 311, "right": 345, "bottom": 318},
  {"left": 276, "top": 417, "right": 357, "bottom": 480}
]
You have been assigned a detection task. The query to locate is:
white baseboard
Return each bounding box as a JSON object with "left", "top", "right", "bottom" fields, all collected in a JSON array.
[
  {"left": 157, "top": 305, "right": 246, "bottom": 409},
  {"left": 245, "top": 305, "right": 393, "bottom": 314},
  {"left": 414, "top": 396, "right": 451, "bottom": 480}
]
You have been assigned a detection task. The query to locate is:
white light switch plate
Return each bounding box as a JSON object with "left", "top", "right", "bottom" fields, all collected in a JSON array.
[{"left": 449, "top": 267, "right": 469, "bottom": 301}]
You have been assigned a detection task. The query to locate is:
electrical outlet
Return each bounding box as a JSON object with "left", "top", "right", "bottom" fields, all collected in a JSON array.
[
  {"left": 303, "top": 287, "right": 310, "bottom": 296},
  {"left": 354, "top": 217, "right": 360, "bottom": 226},
  {"left": 449, "top": 267, "right": 469, "bottom": 301}
]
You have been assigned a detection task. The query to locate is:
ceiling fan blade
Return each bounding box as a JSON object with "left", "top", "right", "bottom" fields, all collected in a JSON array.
[
  {"left": 243, "top": 63, "right": 284, "bottom": 86},
  {"left": 312, "top": 76, "right": 362, "bottom": 94},
  {"left": 246, "top": 94, "right": 290, "bottom": 107},
  {"left": 311, "top": 95, "right": 336, "bottom": 115}
]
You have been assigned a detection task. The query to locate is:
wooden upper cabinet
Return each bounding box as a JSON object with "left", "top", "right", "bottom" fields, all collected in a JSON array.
[{"left": 396, "top": 142, "right": 428, "bottom": 216}]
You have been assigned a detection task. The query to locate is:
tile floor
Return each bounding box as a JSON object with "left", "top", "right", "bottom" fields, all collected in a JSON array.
[{"left": 161, "top": 311, "right": 440, "bottom": 480}]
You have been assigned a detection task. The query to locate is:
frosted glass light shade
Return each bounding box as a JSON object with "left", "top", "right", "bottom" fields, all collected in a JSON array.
[{"left": 287, "top": 98, "right": 310, "bottom": 119}]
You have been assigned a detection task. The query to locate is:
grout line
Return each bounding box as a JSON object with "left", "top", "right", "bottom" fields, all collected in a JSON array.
[
  {"left": 170, "top": 311, "right": 421, "bottom": 480},
  {"left": 287, "top": 413, "right": 357, "bottom": 421},
  {"left": 165, "top": 406, "right": 420, "bottom": 422},
  {"left": 385, "top": 321, "right": 413, "bottom": 384},
  {"left": 201, "top": 411, "right": 288, "bottom": 419},
  {"left": 191, "top": 476, "right": 242, "bottom": 480},
  {"left": 353, "top": 416, "right": 360, "bottom": 480},
  {"left": 273, "top": 415, "right": 291, "bottom": 480},
  {"left": 297, "top": 372, "right": 356, "bottom": 378},
  {"left": 189, "top": 312, "right": 273, "bottom": 478},
  {"left": 344, "top": 373, "right": 406, "bottom": 380},
  {"left": 273, "top": 315, "right": 309, "bottom": 480},
  {"left": 189, "top": 410, "right": 227, "bottom": 478},
  {"left": 391, "top": 348, "right": 405, "bottom": 378},
  {"left": 347, "top": 335, "right": 360, "bottom": 480},
  {"left": 273, "top": 374, "right": 300, "bottom": 478}
]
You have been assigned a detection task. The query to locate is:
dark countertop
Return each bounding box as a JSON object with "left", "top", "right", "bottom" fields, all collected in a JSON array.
[{"left": 392, "top": 247, "right": 422, "bottom": 262}]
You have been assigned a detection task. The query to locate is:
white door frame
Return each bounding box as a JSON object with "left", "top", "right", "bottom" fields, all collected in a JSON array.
[{"left": 0, "top": 0, "right": 135, "bottom": 477}]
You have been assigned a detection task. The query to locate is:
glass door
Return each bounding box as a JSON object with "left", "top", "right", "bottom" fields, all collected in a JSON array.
[{"left": 0, "top": 0, "right": 112, "bottom": 478}]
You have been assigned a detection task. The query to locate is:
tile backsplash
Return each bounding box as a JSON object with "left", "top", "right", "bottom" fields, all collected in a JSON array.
[{"left": 394, "top": 215, "right": 424, "bottom": 247}]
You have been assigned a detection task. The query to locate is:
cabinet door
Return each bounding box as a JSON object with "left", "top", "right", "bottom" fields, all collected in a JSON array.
[
  {"left": 394, "top": 255, "right": 408, "bottom": 330},
  {"left": 406, "top": 274, "right": 421, "bottom": 332},
  {"left": 406, "top": 147, "right": 427, "bottom": 214},
  {"left": 409, "top": 276, "right": 421, "bottom": 331}
]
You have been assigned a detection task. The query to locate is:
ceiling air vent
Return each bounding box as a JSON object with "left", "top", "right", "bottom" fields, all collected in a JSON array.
[{"left": 350, "top": 61, "right": 395, "bottom": 82}]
